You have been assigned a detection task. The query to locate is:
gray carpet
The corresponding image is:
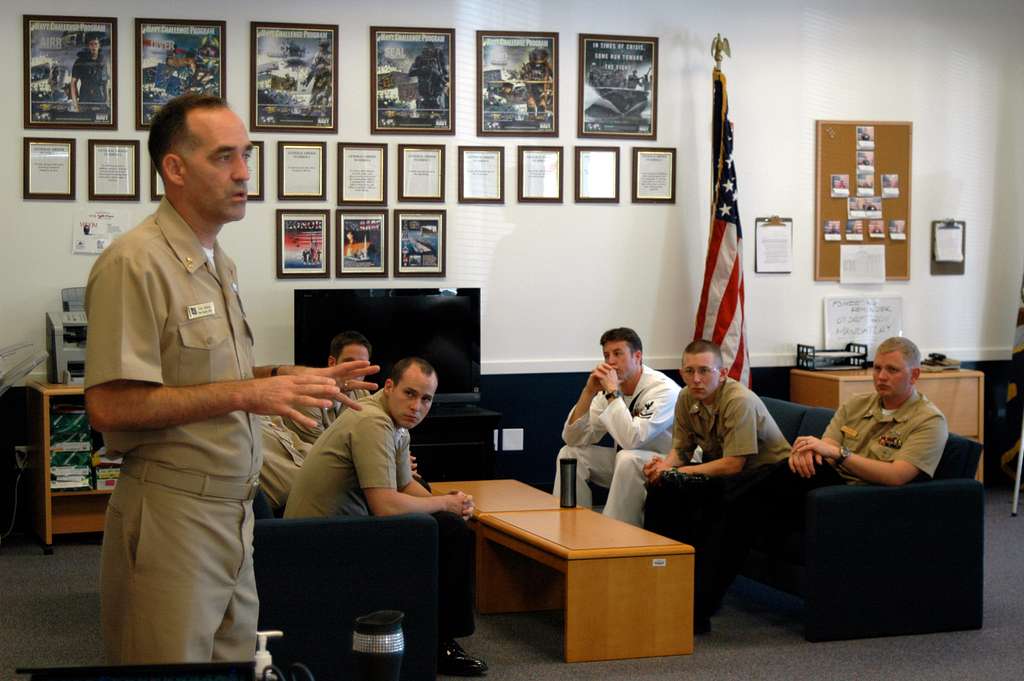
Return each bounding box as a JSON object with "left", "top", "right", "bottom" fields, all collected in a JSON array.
[{"left": 3, "top": 489, "right": 1023, "bottom": 681}]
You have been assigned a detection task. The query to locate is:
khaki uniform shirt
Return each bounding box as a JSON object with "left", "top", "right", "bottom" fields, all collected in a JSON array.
[
  {"left": 823, "top": 390, "right": 948, "bottom": 483},
  {"left": 283, "top": 389, "right": 371, "bottom": 445},
  {"left": 284, "top": 391, "right": 413, "bottom": 518},
  {"left": 84, "top": 199, "right": 260, "bottom": 479},
  {"left": 672, "top": 378, "right": 790, "bottom": 470}
]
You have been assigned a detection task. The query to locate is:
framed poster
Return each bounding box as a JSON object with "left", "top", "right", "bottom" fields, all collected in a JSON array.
[
  {"left": 394, "top": 209, "right": 446, "bottom": 277},
  {"left": 276, "top": 209, "right": 330, "bottom": 278},
  {"left": 135, "top": 19, "right": 225, "bottom": 130},
  {"left": 88, "top": 139, "right": 139, "bottom": 201},
  {"left": 371, "top": 26, "right": 454, "bottom": 134},
  {"left": 277, "top": 141, "right": 327, "bottom": 201},
  {"left": 458, "top": 146, "right": 504, "bottom": 204},
  {"left": 517, "top": 145, "right": 563, "bottom": 203},
  {"left": 24, "top": 16, "right": 117, "bottom": 129},
  {"left": 246, "top": 140, "right": 264, "bottom": 201},
  {"left": 251, "top": 22, "right": 338, "bottom": 133},
  {"left": 23, "top": 138, "right": 75, "bottom": 200},
  {"left": 337, "top": 210, "right": 388, "bottom": 278},
  {"left": 477, "top": 31, "right": 558, "bottom": 136},
  {"left": 577, "top": 34, "right": 657, "bottom": 139},
  {"left": 398, "top": 144, "right": 445, "bottom": 202},
  {"left": 632, "top": 146, "right": 675, "bottom": 203},
  {"left": 338, "top": 142, "right": 387, "bottom": 206},
  {"left": 574, "top": 146, "right": 619, "bottom": 203}
]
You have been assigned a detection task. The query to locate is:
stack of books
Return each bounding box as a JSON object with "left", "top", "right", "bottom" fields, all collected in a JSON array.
[{"left": 50, "top": 405, "right": 92, "bottom": 491}]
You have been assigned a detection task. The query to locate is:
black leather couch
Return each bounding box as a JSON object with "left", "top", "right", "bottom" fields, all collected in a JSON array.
[
  {"left": 743, "top": 397, "right": 985, "bottom": 641},
  {"left": 252, "top": 499, "right": 439, "bottom": 681}
]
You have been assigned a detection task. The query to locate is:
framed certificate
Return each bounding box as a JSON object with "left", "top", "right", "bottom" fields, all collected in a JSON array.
[
  {"left": 371, "top": 27, "right": 454, "bottom": 134},
  {"left": 394, "top": 209, "right": 446, "bottom": 277},
  {"left": 149, "top": 153, "right": 165, "bottom": 201},
  {"left": 458, "top": 146, "right": 504, "bottom": 204},
  {"left": 278, "top": 141, "right": 327, "bottom": 201},
  {"left": 338, "top": 142, "right": 387, "bottom": 206},
  {"left": 246, "top": 140, "right": 264, "bottom": 201},
  {"left": 276, "top": 209, "right": 330, "bottom": 278},
  {"left": 574, "top": 146, "right": 619, "bottom": 203},
  {"left": 477, "top": 31, "right": 558, "bottom": 136},
  {"left": 23, "top": 138, "right": 75, "bottom": 200},
  {"left": 24, "top": 16, "right": 118, "bottom": 129},
  {"left": 398, "top": 144, "right": 445, "bottom": 202},
  {"left": 88, "top": 139, "right": 139, "bottom": 201},
  {"left": 517, "top": 145, "right": 563, "bottom": 203},
  {"left": 251, "top": 22, "right": 338, "bottom": 133},
  {"left": 337, "top": 210, "right": 388, "bottom": 278},
  {"left": 632, "top": 147, "right": 675, "bottom": 203},
  {"left": 578, "top": 34, "right": 658, "bottom": 139},
  {"left": 135, "top": 19, "right": 225, "bottom": 129}
]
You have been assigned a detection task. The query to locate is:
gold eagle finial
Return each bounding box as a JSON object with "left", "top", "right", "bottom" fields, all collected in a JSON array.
[{"left": 711, "top": 33, "right": 731, "bottom": 69}]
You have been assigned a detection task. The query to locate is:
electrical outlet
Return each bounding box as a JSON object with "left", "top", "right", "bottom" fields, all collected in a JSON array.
[{"left": 502, "top": 428, "right": 524, "bottom": 451}]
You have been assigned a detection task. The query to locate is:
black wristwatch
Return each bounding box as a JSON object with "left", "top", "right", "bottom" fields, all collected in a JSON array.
[
  {"left": 604, "top": 389, "right": 623, "bottom": 402},
  {"left": 836, "top": 446, "right": 852, "bottom": 468}
]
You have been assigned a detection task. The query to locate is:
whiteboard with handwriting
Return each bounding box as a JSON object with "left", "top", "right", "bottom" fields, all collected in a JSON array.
[{"left": 824, "top": 296, "right": 903, "bottom": 355}]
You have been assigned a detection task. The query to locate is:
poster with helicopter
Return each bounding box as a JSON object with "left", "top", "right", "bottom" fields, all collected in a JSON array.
[{"left": 252, "top": 22, "right": 338, "bottom": 132}]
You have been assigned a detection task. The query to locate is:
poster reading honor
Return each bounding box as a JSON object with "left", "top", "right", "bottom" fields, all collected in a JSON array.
[
  {"left": 25, "top": 16, "right": 117, "bottom": 128},
  {"left": 276, "top": 210, "right": 329, "bottom": 278},
  {"left": 372, "top": 27, "right": 454, "bottom": 134},
  {"left": 252, "top": 23, "right": 338, "bottom": 132},
  {"left": 136, "top": 19, "right": 225, "bottom": 129},
  {"left": 578, "top": 34, "right": 657, "bottom": 139},
  {"left": 478, "top": 31, "right": 558, "bottom": 135}
]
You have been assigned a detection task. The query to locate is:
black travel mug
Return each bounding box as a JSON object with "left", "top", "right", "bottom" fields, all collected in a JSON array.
[
  {"left": 352, "top": 610, "right": 404, "bottom": 681},
  {"left": 559, "top": 458, "right": 577, "bottom": 508}
]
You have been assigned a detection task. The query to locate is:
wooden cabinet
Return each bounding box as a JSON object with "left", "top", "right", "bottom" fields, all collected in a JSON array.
[
  {"left": 789, "top": 368, "right": 984, "bottom": 481},
  {"left": 27, "top": 380, "right": 110, "bottom": 552}
]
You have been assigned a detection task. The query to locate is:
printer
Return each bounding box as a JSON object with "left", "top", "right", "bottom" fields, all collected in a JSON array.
[{"left": 46, "top": 287, "right": 88, "bottom": 384}]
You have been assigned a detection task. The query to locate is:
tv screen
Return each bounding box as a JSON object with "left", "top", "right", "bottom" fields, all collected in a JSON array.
[{"left": 294, "top": 288, "right": 481, "bottom": 404}]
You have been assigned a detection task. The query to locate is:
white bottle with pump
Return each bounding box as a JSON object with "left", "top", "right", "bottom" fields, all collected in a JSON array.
[{"left": 255, "top": 630, "right": 284, "bottom": 681}]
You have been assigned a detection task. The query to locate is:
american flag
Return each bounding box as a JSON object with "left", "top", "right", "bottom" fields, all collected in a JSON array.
[{"left": 693, "top": 68, "right": 750, "bottom": 385}]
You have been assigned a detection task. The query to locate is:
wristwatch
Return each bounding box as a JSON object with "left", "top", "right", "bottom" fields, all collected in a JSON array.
[
  {"left": 604, "top": 389, "right": 623, "bottom": 402},
  {"left": 837, "top": 446, "right": 852, "bottom": 468}
]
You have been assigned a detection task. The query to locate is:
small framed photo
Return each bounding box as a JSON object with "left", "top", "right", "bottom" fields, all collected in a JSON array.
[
  {"left": 88, "top": 139, "right": 139, "bottom": 201},
  {"left": 135, "top": 19, "right": 225, "bottom": 129},
  {"left": 149, "top": 154, "right": 164, "bottom": 201},
  {"left": 278, "top": 141, "right": 327, "bottom": 201},
  {"left": 398, "top": 144, "right": 445, "bottom": 202},
  {"left": 856, "top": 125, "right": 875, "bottom": 150},
  {"left": 276, "top": 209, "right": 330, "bottom": 278},
  {"left": 632, "top": 147, "right": 675, "bottom": 203},
  {"left": 856, "top": 172, "right": 874, "bottom": 197},
  {"left": 823, "top": 219, "right": 841, "bottom": 241},
  {"left": 394, "top": 209, "right": 446, "bottom": 277},
  {"left": 830, "top": 173, "right": 849, "bottom": 198},
  {"left": 575, "top": 146, "right": 619, "bottom": 203},
  {"left": 477, "top": 31, "right": 558, "bottom": 136},
  {"left": 338, "top": 142, "right": 387, "bottom": 206},
  {"left": 24, "top": 16, "right": 118, "bottom": 129},
  {"left": 371, "top": 26, "right": 454, "bottom": 134},
  {"left": 337, "top": 210, "right": 388, "bottom": 277},
  {"left": 246, "top": 140, "right": 265, "bottom": 201},
  {"left": 881, "top": 173, "right": 900, "bottom": 198},
  {"left": 251, "top": 22, "right": 338, "bottom": 133},
  {"left": 578, "top": 34, "right": 657, "bottom": 139},
  {"left": 23, "top": 137, "right": 75, "bottom": 200},
  {"left": 888, "top": 219, "right": 907, "bottom": 240},
  {"left": 845, "top": 219, "right": 864, "bottom": 241},
  {"left": 856, "top": 150, "right": 875, "bottom": 173},
  {"left": 517, "top": 145, "right": 563, "bottom": 203},
  {"left": 868, "top": 219, "right": 885, "bottom": 239},
  {"left": 458, "top": 146, "right": 504, "bottom": 204}
]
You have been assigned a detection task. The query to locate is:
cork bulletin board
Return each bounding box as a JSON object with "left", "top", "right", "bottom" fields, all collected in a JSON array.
[{"left": 815, "top": 120, "right": 912, "bottom": 280}]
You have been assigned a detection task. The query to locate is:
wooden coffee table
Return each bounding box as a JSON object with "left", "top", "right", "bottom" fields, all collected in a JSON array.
[{"left": 430, "top": 479, "right": 563, "bottom": 515}]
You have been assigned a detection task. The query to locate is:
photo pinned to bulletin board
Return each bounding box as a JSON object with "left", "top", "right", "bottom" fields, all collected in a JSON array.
[{"left": 815, "top": 121, "right": 912, "bottom": 281}]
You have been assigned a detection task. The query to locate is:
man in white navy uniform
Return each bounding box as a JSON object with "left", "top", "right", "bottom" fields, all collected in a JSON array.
[{"left": 552, "top": 327, "right": 681, "bottom": 526}]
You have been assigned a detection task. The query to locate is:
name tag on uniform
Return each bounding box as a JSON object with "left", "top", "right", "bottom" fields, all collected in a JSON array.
[
  {"left": 186, "top": 302, "right": 216, "bottom": 320},
  {"left": 841, "top": 425, "right": 858, "bottom": 437}
]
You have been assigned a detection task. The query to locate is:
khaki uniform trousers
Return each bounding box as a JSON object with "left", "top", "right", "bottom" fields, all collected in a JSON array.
[
  {"left": 101, "top": 472, "right": 258, "bottom": 663},
  {"left": 259, "top": 446, "right": 301, "bottom": 512}
]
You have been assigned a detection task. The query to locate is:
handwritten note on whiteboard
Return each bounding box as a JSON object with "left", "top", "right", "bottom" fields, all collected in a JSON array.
[{"left": 824, "top": 296, "right": 903, "bottom": 355}]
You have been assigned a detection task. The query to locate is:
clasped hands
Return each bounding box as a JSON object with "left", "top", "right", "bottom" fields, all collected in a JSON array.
[
  {"left": 642, "top": 454, "right": 678, "bottom": 483},
  {"left": 586, "top": 363, "right": 621, "bottom": 395},
  {"left": 446, "top": 490, "right": 475, "bottom": 520},
  {"left": 788, "top": 435, "right": 841, "bottom": 478}
]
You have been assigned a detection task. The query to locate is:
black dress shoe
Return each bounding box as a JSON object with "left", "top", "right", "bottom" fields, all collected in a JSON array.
[{"left": 438, "top": 638, "right": 488, "bottom": 677}]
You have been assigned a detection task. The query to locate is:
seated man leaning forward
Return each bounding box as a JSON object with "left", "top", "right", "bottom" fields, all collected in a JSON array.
[
  {"left": 642, "top": 339, "right": 790, "bottom": 631},
  {"left": 282, "top": 330, "right": 374, "bottom": 445},
  {"left": 553, "top": 327, "right": 681, "bottom": 526},
  {"left": 285, "top": 357, "right": 487, "bottom": 677}
]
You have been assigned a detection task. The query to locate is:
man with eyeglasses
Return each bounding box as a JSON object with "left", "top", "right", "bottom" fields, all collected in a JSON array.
[{"left": 642, "top": 339, "right": 790, "bottom": 633}]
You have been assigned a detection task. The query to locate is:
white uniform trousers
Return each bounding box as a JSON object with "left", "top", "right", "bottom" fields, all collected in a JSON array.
[{"left": 552, "top": 444, "right": 658, "bottom": 526}]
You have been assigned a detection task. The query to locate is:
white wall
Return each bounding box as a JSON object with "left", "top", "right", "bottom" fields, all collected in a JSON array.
[{"left": 3, "top": 0, "right": 1022, "bottom": 378}]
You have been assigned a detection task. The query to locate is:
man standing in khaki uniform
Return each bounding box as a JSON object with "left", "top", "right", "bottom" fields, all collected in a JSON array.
[
  {"left": 84, "top": 94, "right": 378, "bottom": 664},
  {"left": 641, "top": 339, "right": 790, "bottom": 632}
]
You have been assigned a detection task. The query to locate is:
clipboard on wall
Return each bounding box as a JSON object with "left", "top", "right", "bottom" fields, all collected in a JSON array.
[
  {"left": 931, "top": 219, "right": 965, "bottom": 275},
  {"left": 754, "top": 215, "right": 792, "bottom": 273}
]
